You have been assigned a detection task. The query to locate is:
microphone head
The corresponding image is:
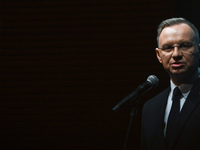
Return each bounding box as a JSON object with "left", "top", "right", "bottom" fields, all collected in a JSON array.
[{"left": 147, "top": 75, "right": 159, "bottom": 87}]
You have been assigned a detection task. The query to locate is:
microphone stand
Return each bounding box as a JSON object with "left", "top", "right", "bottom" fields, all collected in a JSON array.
[
  {"left": 113, "top": 94, "right": 143, "bottom": 150},
  {"left": 122, "top": 98, "right": 140, "bottom": 150}
]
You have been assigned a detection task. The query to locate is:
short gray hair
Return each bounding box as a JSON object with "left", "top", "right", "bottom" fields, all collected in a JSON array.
[{"left": 156, "top": 17, "right": 199, "bottom": 46}]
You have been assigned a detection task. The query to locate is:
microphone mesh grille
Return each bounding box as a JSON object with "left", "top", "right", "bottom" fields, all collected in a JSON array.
[{"left": 147, "top": 75, "right": 159, "bottom": 87}]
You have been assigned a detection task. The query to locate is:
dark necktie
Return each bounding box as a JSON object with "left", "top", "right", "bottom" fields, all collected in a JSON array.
[{"left": 166, "top": 87, "right": 182, "bottom": 144}]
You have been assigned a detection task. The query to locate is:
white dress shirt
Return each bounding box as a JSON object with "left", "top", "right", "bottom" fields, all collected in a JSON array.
[{"left": 164, "top": 80, "right": 193, "bottom": 136}]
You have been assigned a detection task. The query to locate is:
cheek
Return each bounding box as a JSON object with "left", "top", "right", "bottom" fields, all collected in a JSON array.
[
  {"left": 182, "top": 48, "right": 199, "bottom": 57},
  {"left": 182, "top": 51, "right": 198, "bottom": 63},
  {"left": 182, "top": 50, "right": 194, "bottom": 56},
  {"left": 160, "top": 53, "right": 171, "bottom": 63}
]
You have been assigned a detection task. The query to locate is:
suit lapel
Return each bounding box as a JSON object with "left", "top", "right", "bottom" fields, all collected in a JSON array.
[
  {"left": 168, "top": 78, "right": 200, "bottom": 149},
  {"left": 156, "top": 88, "right": 170, "bottom": 146}
]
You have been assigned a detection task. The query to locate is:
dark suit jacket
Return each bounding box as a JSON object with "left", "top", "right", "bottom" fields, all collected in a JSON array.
[{"left": 141, "top": 78, "right": 200, "bottom": 150}]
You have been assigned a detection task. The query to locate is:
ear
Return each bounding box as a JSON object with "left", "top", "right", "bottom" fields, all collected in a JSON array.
[{"left": 155, "top": 48, "right": 162, "bottom": 63}]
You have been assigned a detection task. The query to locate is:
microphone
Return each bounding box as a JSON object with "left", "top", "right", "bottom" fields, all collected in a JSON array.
[{"left": 112, "top": 75, "right": 159, "bottom": 111}]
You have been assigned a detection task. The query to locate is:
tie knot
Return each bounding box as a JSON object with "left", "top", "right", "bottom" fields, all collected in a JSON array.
[{"left": 172, "top": 87, "right": 182, "bottom": 101}]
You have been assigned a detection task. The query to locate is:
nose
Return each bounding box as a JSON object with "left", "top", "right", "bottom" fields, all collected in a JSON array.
[{"left": 172, "top": 46, "right": 182, "bottom": 59}]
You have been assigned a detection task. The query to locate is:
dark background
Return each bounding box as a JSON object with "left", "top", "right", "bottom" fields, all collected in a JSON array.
[{"left": 1, "top": 1, "right": 200, "bottom": 150}]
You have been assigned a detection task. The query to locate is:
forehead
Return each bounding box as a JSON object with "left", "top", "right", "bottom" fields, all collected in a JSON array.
[{"left": 159, "top": 23, "right": 195, "bottom": 45}]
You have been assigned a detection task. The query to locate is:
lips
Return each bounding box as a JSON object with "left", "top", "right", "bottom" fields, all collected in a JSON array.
[{"left": 171, "top": 62, "right": 185, "bottom": 68}]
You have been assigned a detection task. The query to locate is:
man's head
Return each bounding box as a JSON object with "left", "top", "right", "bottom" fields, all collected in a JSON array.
[
  {"left": 155, "top": 18, "right": 200, "bottom": 85},
  {"left": 156, "top": 18, "right": 199, "bottom": 45}
]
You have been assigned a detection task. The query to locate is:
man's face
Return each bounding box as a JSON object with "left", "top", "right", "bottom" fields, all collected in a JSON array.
[{"left": 156, "top": 23, "right": 200, "bottom": 83}]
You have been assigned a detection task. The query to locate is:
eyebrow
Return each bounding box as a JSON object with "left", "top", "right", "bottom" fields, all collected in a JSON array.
[{"left": 160, "top": 41, "right": 194, "bottom": 46}]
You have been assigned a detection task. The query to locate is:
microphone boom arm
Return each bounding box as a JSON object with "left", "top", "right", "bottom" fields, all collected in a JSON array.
[{"left": 112, "top": 75, "right": 159, "bottom": 111}]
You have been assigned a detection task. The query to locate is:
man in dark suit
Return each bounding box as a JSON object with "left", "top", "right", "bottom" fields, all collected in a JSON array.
[{"left": 141, "top": 18, "right": 200, "bottom": 150}]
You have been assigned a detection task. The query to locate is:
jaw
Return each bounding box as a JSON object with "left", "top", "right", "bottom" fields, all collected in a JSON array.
[{"left": 168, "top": 67, "right": 199, "bottom": 85}]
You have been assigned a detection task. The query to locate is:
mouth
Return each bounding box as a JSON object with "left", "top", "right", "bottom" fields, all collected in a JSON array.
[{"left": 171, "top": 62, "right": 185, "bottom": 68}]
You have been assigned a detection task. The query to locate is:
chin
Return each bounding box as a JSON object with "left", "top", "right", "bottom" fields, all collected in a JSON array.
[
  {"left": 171, "top": 69, "right": 186, "bottom": 74},
  {"left": 169, "top": 69, "right": 187, "bottom": 78}
]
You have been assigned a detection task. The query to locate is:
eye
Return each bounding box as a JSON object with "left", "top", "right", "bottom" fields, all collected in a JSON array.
[
  {"left": 179, "top": 43, "right": 193, "bottom": 50},
  {"left": 161, "top": 45, "right": 173, "bottom": 51}
]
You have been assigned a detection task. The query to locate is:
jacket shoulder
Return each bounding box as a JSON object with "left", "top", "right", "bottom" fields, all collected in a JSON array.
[{"left": 143, "top": 88, "right": 169, "bottom": 111}]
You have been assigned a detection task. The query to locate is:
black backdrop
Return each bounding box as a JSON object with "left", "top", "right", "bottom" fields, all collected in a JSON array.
[{"left": 1, "top": 1, "right": 200, "bottom": 150}]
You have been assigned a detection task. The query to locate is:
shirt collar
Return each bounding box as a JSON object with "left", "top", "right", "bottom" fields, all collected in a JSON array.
[{"left": 170, "top": 80, "right": 193, "bottom": 99}]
